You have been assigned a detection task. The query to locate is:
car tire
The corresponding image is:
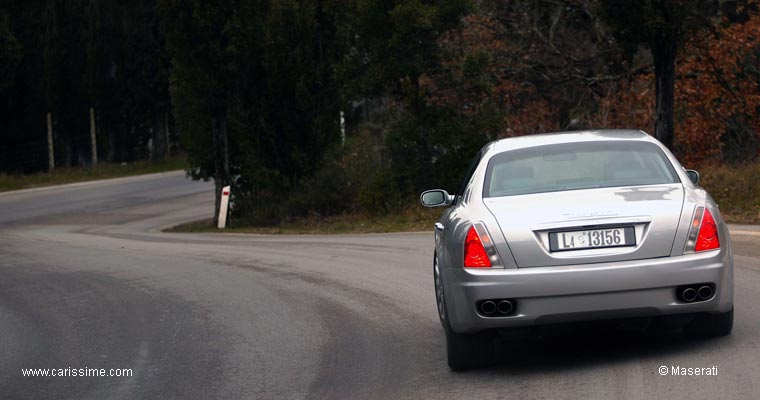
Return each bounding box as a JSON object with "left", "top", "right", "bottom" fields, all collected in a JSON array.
[
  {"left": 435, "top": 255, "right": 495, "bottom": 371},
  {"left": 445, "top": 327, "right": 495, "bottom": 371},
  {"left": 683, "top": 307, "right": 733, "bottom": 339}
]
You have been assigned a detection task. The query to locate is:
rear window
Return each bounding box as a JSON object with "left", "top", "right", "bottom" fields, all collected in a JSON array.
[{"left": 483, "top": 141, "right": 680, "bottom": 197}]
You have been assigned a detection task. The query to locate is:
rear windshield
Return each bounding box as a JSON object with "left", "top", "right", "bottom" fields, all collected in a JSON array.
[{"left": 483, "top": 141, "right": 680, "bottom": 197}]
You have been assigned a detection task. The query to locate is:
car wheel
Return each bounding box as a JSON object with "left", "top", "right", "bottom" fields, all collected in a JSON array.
[
  {"left": 683, "top": 307, "right": 733, "bottom": 339},
  {"left": 433, "top": 255, "right": 447, "bottom": 327},
  {"left": 434, "top": 255, "right": 495, "bottom": 371},
  {"left": 444, "top": 328, "right": 495, "bottom": 371}
]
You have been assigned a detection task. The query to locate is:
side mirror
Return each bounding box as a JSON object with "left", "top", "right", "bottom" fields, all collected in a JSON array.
[
  {"left": 420, "top": 189, "right": 453, "bottom": 207},
  {"left": 685, "top": 169, "right": 700, "bottom": 185}
]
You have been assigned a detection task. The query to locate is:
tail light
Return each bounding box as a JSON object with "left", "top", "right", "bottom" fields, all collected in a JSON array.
[
  {"left": 464, "top": 223, "right": 503, "bottom": 268},
  {"left": 464, "top": 226, "right": 491, "bottom": 268},
  {"left": 695, "top": 208, "right": 720, "bottom": 251},
  {"left": 684, "top": 207, "right": 720, "bottom": 253}
]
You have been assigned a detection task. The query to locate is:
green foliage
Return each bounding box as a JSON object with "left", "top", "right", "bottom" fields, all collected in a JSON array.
[
  {"left": 0, "top": 9, "right": 22, "bottom": 91},
  {"left": 253, "top": 0, "right": 344, "bottom": 186},
  {"left": 343, "top": 122, "right": 403, "bottom": 213},
  {"left": 338, "top": 0, "right": 471, "bottom": 99},
  {"left": 242, "top": 0, "right": 478, "bottom": 223},
  {"left": 288, "top": 160, "right": 354, "bottom": 218},
  {"left": 329, "top": 0, "right": 476, "bottom": 216},
  {"left": 159, "top": 0, "right": 351, "bottom": 224},
  {"left": 158, "top": 0, "right": 238, "bottom": 178},
  {"left": 384, "top": 103, "right": 495, "bottom": 195}
]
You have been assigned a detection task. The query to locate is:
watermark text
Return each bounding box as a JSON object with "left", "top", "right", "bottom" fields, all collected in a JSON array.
[
  {"left": 658, "top": 365, "right": 718, "bottom": 376},
  {"left": 21, "top": 367, "right": 133, "bottom": 378}
]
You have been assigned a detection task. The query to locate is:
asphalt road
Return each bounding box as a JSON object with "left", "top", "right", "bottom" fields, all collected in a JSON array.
[{"left": 1, "top": 171, "right": 759, "bottom": 399}]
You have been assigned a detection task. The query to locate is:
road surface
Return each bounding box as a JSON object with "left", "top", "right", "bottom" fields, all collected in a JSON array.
[{"left": 1, "top": 171, "right": 759, "bottom": 399}]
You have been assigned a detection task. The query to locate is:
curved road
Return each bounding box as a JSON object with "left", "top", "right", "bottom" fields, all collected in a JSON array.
[{"left": 1, "top": 172, "right": 759, "bottom": 399}]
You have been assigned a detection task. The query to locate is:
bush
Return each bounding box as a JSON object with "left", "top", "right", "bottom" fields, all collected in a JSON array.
[
  {"left": 230, "top": 120, "right": 394, "bottom": 225},
  {"left": 287, "top": 161, "right": 354, "bottom": 218}
]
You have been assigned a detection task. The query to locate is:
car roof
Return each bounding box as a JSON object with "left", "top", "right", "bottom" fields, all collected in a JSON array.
[{"left": 487, "top": 129, "right": 654, "bottom": 154}]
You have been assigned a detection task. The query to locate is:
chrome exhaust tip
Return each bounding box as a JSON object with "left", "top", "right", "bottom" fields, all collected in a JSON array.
[
  {"left": 480, "top": 301, "right": 497, "bottom": 315},
  {"left": 497, "top": 300, "right": 513, "bottom": 314},
  {"left": 697, "top": 285, "right": 714, "bottom": 300},
  {"left": 681, "top": 287, "right": 698, "bottom": 302}
]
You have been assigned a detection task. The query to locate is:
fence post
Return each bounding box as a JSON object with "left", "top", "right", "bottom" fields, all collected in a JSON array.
[
  {"left": 89, "top": 107, "right": 98, "bottom": 165},
  {"left": 46, "top": 112, "right": 54, "bottom": 171}
]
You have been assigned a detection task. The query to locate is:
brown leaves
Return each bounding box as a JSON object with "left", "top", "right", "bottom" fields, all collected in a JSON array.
[{"left": 425, "top": 4, "right": 760, "bottom": 165}]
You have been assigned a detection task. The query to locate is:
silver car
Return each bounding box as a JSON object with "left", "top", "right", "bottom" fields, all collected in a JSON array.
[{"left": 420, "top": 130, "right": 733, "bottom": 371}]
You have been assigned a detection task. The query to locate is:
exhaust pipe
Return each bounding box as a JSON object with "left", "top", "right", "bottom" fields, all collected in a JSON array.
[
  {"left": 681, "top": 287, "right": 698, "bottom": 302},
  {"left": 698, "top": 285, "right": 713, "bottom": 300},
  {"left": 480, "top": 301, "right": 497, "bottom": 315},
  {"left": 497, "top": 300, "right": 513, "bottom": 314}
]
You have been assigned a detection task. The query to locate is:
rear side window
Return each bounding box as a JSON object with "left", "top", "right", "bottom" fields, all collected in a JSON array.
[
  {"left": 455, "top": 149, "right": 484, "bottom": 204},
  {"left": 483, "top": 141, "right": 680, "bottom": 197}
]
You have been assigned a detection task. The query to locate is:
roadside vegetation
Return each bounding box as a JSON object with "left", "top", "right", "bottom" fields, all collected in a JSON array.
[
  {"left": 166, "top": 205, "right": 441, "bottom": 235},
  {"left": 0, "top": 155, "right": 187, "bottom": 192},
  {"left": 701, "top": 161, "right": 760, "bottom": 224},
  {"left": 167, "top": 159, "right": 760, "bottom": 235},
  {"left": 160, "top": 0, "right": 760, "bottom": 231},
  {"left": 3, "top": 1, "right": 759, "bottom": 232}
]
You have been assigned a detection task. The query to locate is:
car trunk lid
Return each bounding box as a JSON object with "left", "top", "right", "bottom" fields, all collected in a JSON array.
[{"left": 484, "top": 184, "right": 684, "bottom": 267}]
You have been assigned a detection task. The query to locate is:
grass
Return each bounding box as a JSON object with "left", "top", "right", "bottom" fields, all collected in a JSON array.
[
  {"left": 0, "top": 155, "right": 188, "bottom": 192},
  {"left": 700, "top": 161, "right": 760, "bottom": 224},
  {"left": 168, "top": 160, "right": 760, "bottom": 235},
  {"left": 166, "top": 206, "right": 443, "bottom": 235}
]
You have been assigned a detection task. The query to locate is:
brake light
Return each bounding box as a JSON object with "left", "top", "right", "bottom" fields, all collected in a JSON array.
[
  {"left": 695, "top": 208, "right": 720, "bottom": 252},
  {"left": 464, "top": 226, "right": 491, "bottom": 268}
]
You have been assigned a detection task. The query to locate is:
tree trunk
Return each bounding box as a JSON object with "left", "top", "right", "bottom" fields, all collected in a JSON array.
[
  {"left": 151, "top": 112, "right": 163, "bottom": 162},
  {"left": 212, "top": 115, "right": 221, "bottom": 225},
  {"left": 164, "top": 111, "right": 171, "bottom": 157},
  {"left": 652, "top": 31, "right": 677, "bottom": 150}
]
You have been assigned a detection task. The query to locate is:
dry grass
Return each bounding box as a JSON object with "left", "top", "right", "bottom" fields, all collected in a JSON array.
[
  {"left": 700, "top": 161, "right": 760, "bottom": 224},
  {"left": 0, "top": 155, "right": 188, "bottom": 193},
  {"left": 166, "top": 206, "right": 443, "bottom": 235}
]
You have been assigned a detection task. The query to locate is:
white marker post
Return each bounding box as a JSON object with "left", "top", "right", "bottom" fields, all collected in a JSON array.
[{"left": 218, "top": 185, "right": 231, "bottom": 229}]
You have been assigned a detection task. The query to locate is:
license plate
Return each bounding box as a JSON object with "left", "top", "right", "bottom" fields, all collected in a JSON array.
[{"left": 549, "top": 227, "right": 635, "bottom": 251}]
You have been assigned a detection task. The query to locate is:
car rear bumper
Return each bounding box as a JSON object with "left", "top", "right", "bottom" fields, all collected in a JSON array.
[{"left": 443, "top": 248, "right": 733, "bottom": 333}]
